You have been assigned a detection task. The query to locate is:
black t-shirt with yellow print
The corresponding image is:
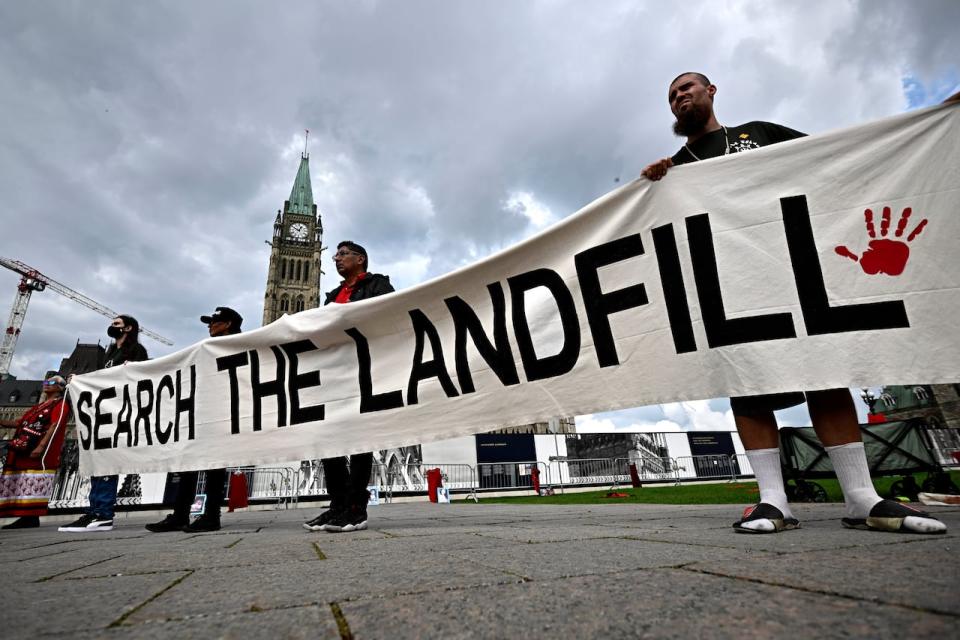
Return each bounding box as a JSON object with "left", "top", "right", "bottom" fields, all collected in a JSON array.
[
  {"left": 670, "top": 121, "right": 806, "bottom": 165},
  {"left": 669, "top": 120, "right": 808, "bottom": 414}
]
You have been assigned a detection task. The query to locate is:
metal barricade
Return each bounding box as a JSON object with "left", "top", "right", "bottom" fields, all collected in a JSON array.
[
  {"left": 945, "top": 448, "right": 960, "bottom": 468},
  {"left": 672, "top": 455, "right": 740, "bottom": 482},
  {"left": 373, "top": 463, "right": 477, "bottom": 502},
  {"left": 376, "top": 462, "right": 421, "bottom": 503},
  {"left": 374, "top": 461, "right": 426, "bottom": 498},
  {"left": 564, "top": 458, "right": 630, "bottom": 488},
  {"left": 294, "top": 459, "right": 327, "bottom": 498},
  {"left": 615, "top": 455, "right": 678, "bottom": 485},
  {"left": 476, "top": 460, "right": 548, "bottom": 492},
  {"left": 286, "top": 461, "right": 480, "bottom": 503},
  {"left": 48, "top": 471, "right": 91, "bottom": 508},
  {"left": 227, "top": 466, "right": 297, "bottom": 508},
  {"left": 435, "top": 464, "right": 478, "bottom": 502},
  {"left": 731, "top": 453, "right": 753, "bottom": 478},
  {"left": 925, "top": 427, "right": 960, "bottom": 467}
]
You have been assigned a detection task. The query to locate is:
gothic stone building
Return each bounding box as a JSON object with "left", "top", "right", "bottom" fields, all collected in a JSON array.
[
  {"left": 0, "top": 379, "right": 43, "bottom": 426},
  {"left": 869, "top": 384, "right": 960, "bottom": 464},
  {"left": 0, "top": 342, "right": 104, "bottom": 427},
  {"left": 263, "top": 153, "right": 323, "bottom": 324}
]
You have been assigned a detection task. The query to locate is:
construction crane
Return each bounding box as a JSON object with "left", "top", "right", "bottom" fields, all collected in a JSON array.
[{"left": 0, "top": 257, "right": 174, "bottom": 379}]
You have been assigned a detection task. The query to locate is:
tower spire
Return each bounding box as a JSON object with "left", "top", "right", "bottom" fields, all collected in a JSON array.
[
  {"left": 303, "top": 129, "right": 309, "bottom": 157},
  {"left": 286, "top": 149, "right": 314, "bottom": 216}
]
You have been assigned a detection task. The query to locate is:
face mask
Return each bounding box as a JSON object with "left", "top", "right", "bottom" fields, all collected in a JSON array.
[{"left": 107, "top": 326, "right": 124, "bottom": 339}]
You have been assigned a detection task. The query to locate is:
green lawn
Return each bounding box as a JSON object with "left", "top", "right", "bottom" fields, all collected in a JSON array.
[{"left": 469, "top": 471, "right": 959, "bottom": 505}]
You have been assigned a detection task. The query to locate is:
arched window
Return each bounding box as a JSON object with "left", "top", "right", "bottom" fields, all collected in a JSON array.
[
  {"left": 281, "top": 259, "right": 287, "bottom": 280},
  {"left": 296, "top": 260, "right": 302, "bottom": 281},
  {"left": 304, "top": 262, "right": 310, "bottom": 281},
  {"left": 280, "top": 296, "right": 290, "bottom": 312},
  {"left": 295, "top": 296, "right": 305, "bottom": 312}
]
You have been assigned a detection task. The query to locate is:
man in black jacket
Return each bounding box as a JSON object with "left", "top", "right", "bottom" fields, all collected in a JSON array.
[
  {"left": 641, "top": 72, "right": 945, "bottom": 535},
  {"left": 145, "top": 306, "right": 242, "bottom": 533},
  {"left": 304, "top": 241, "right": 394, "bottom": 533}
]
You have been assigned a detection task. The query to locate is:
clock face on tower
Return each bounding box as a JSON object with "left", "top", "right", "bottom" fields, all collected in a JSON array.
[{"left": 287, "top": 222, "right": 308, "bottom": 241}]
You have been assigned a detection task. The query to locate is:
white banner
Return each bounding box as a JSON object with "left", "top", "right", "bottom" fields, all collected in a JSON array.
[{"left": 71, "top": 104, "right": 960, "bottom": 476}]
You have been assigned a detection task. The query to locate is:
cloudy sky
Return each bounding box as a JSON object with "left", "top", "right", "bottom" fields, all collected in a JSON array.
[{"left": 1, "top": 0, "right": 957, "bottom": 433}]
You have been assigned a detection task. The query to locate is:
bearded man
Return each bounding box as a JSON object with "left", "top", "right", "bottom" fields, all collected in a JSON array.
[{"left": 641, "top": 72, "right": 946, "bottom": 535}]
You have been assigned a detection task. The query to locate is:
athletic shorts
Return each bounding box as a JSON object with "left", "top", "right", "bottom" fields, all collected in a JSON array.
[{"left": 729, "top": 392, "right": 806, "bottom": 415}]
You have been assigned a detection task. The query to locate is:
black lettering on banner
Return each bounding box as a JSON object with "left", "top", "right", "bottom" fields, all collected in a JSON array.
[
  {"left": 651, "top": 223, "right": 698, "bottom": 354},
  {"left": 76, "top": 391, "right": 93, "bottom": 450},
  {"left": 781, "top": 195, "right": 909, "bottom": 333},
  {"left": 175, "top": 366, "right": 197, "bottom": 441},
  {"left": 574, "top": 235, "right": 649, "bottom": 367},
  {"left": 134, "top": 379, "right": 154, "bottom": 446},
  {"left": 93, "top": 387, "right": 117, "bottom": 450},
  {"left": 508, "top": 268, "right": 582, "bottom": 381},
  {"left": 155, "top": 375, "right": 175, "bottom": 445},
  {"left": 279, "top": 340, "right": 325, "bottom": 425},
  {"left": 345, "top": 328, "right": 404, "bottom": 413},
  {"left": 444, "top": 283, "right": 520, "bottom": 394},
  {"left": 250, "top": 347, "right": 287, "bottom": 431},
  {"left": 216, "top": 352, "right": 250, "bottom": 434},
  {"left": 113, "top": 386, "right": 133, "bottom": 448},
  {"left": 686, "top": 213, "right": 797, "bottom": 347},
  {"left": 407, "top": 309, "right": 460, "bottom": 405}
]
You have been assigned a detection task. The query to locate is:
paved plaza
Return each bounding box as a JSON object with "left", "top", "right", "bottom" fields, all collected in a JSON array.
[{"left": 2, "top": 501, "right": 958, "bottom": 639}]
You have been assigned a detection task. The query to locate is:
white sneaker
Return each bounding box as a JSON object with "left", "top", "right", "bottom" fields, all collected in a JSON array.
[{"left": 58, "top": 513, "right": 114, "bottom": 532}]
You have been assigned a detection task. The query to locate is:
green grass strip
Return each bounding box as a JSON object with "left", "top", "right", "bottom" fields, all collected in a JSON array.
[{"left": 470, "top": 471, "right": 957, "bottom": 506}]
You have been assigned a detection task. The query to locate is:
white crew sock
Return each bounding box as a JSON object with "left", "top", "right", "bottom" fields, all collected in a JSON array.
[
  {"left": 745, "top": 448, "right": 792, "bottom": 517},
  {"left": 825, "top": 442, "right": 882, "bottom": 519}
]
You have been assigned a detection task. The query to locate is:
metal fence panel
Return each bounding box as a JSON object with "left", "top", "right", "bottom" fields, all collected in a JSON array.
[
  {"left": 227, "top": 467, "right": 297, "bottom": 508},
  {"left": 563, "top": 458, "right": 629, "bottom": 487},
  {"left": 476, "top": 461, "right": 547, "bottom": 491},
  {"left": 731, "top": 453, "right": 753, "bottom": 478},
  {"left": 925, "top": 428, "right": 960, "bottom": 467},
  {"left": 673, "top": 455, "right": 739, "bottom": 481},
  {"left": 617, "top": 456, "right": 679, "bottom": 483}
]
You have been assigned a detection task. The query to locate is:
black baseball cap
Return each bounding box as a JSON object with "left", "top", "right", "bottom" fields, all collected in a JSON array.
[{"left": 200, "top": 306, "right": 243, "bottom": 329}]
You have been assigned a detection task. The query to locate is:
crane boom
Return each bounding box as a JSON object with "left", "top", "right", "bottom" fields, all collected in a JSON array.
[{"left": 0, "top": 257, "right": 173, "bottom": 379}]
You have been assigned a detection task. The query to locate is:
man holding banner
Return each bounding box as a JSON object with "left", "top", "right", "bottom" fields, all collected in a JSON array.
[
  {"left": 303, "top": 241, "right": 394, "bottom": 533},
  {"left": 64, "top": 79, "right": 958, "bottom": 539},
  {"left": 145, "top": 306, "right": 242, "bottom": 534},
  {"left": 642, "top": 72, "right": 946, "bottom": 535}
]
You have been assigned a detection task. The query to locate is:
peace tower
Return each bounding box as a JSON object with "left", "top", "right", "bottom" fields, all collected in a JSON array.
[{"left": 262, "top": 151, "right": 324, "bottom": 325}]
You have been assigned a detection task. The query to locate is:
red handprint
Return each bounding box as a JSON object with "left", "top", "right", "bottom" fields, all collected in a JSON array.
[{"left": 834, "top": 206, "right": 927, "bottom": 276}]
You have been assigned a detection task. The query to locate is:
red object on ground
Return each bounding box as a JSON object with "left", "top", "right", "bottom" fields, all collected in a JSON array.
[
  {"left": 227, "top": 471, "right": 249, "bottom": 512},
  {"left": 867, "top": 413, "right": 887, "bottom": 424},
  {"left": 531, "top": 466, "right": 541, "bottom": 494},
  {"left": 426, "top": 468, "right": 443, "bottom": 503},
  {"left": 628, "top": 463, "right": 642, "bottom": 488},
  {"left": 604, "top": 492, "right": 629, "bottom": 499}
]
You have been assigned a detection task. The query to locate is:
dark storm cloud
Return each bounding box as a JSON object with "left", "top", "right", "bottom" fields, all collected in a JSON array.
[{"left": 0, "top": 0, "right": 956, "bottom": 388}]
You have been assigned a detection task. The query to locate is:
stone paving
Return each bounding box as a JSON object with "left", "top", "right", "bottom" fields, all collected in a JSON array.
[{"left": 2, "top": 501, "right": 958, "bottom": 639}]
